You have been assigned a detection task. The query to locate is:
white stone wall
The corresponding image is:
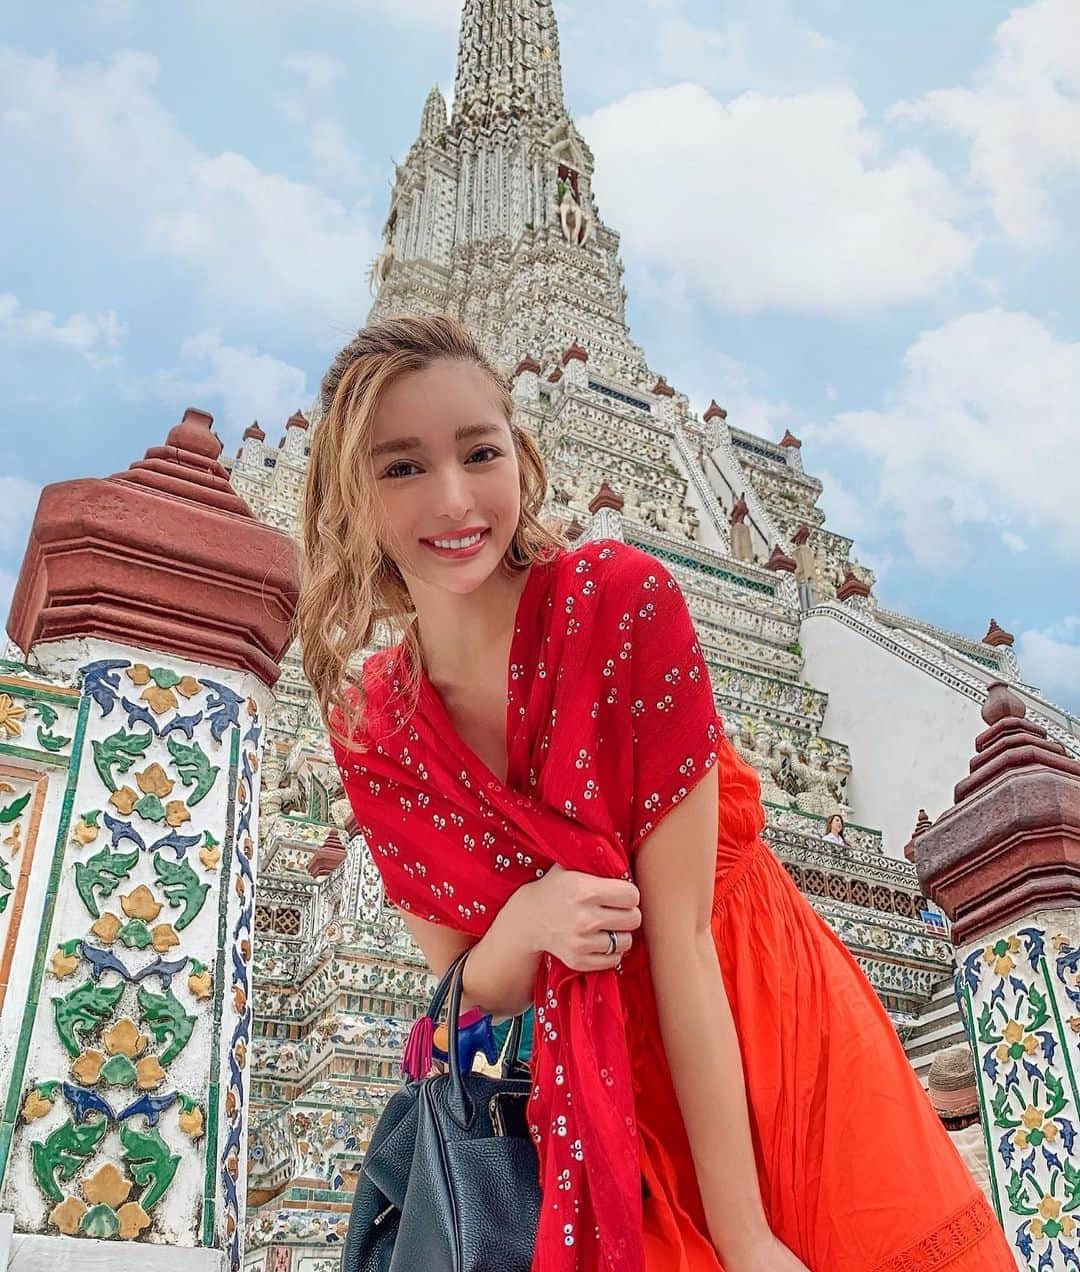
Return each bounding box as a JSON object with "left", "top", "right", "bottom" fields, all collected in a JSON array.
[{"left": 800, "top": 609, "right": 990, "bottom": 856}]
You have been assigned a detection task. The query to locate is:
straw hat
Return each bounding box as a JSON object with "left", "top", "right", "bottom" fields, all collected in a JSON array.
[{"left": 927, "top": 1044, "right": 980, "bottom": 1118}]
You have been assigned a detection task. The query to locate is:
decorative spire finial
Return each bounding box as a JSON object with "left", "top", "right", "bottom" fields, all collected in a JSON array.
[
  {"left": 982, "top": 618, "right": 1015, "bottom": 648},
  {"left": 952, "top": 680, "right": 1080, "bottom": 802},
  {"left": 419, "top": 84, "right": 448, "bottom": 141},
  {"left": 452, "top": 0, "right": 565, "bottom": 131}
]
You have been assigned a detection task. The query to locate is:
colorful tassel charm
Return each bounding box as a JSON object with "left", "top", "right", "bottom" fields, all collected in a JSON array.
[{"left": 402, "top": 1013, "right": 435, "bottom": 1080}]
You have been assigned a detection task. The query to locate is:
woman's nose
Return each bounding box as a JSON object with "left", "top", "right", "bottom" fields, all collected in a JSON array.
[{"left": 433, "top": 468, "right": 472, "bottom": 520}]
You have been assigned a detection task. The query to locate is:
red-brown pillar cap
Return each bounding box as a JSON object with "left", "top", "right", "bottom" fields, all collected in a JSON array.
[
  {"left": 588, "top": 481, "right": 625, "bottom": 514},
  {"left": 308, "top": 828, "right": 348, "bottom": 877},
  {"left": 915, "top": 683, "right": 1080, "bottom": 945},
  {"left": 7, "top": 407, "right": 299, "bottom": 687}
]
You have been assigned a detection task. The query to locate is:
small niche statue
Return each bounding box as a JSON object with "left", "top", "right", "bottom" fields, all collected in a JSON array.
[{"left": 730, "top": 491, "right": 754, "bottom": 563}]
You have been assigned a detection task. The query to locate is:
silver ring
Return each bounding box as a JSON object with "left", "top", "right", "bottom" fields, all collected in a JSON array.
[{"left": 605, "top": 929, "right": 618, "bottom": 957}]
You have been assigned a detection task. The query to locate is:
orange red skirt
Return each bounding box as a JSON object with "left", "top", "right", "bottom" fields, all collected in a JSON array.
[{"left": 623, "top": 747, "right": 1014, "bottom": 1271}]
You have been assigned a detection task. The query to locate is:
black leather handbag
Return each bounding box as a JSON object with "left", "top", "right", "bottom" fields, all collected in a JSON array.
[{"left": 341, "top": 950, "right": 541, "bottom": 1271}]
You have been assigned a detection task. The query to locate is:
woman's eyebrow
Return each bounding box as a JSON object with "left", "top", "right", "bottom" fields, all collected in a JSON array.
[{"left": 371, "top": 422, "right": 502, "bottom": 458}]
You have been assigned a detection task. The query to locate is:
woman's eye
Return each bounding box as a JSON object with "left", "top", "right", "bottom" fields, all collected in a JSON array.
[{"left": 381, "top": 447, "right": 500, "bottom": 479}]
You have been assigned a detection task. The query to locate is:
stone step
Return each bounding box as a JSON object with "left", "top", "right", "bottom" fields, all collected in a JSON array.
[{"left": 906, "top": 1017, "right": 969, "bottom": 1061}]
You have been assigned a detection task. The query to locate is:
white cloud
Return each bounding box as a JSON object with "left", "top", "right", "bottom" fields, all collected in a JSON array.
[
  {"left": 892, "top": 0, "right": 1080, "bottom": 246},
  {"left": 1017, "top": 618, "right": 1080, "bottom": 709},
  {"left": 0, "top": 292, "right": 126, "bottom": 366},
  {"left": 559, "top": 0, "right": 845, "bottom": 107},
  {"left": 0, "top": 477, "right": 41, "bottom": 554},
  {"left": 0, "top": 47, "right": 378, "bottom": 336},
  {"left": 582, "top": 84, "right": 974, "bottom": 314},
  {"left": 651, "top": 11, "right": 840, "bottom": 96},
  {"left": 804, "top": 308, "right": 1080, "bottom": 566},
  {"left": 280, "top": 52, "right": 368, "bottom": 190},
  {"left": 284, "top": 51, "right": 346, "bottom": 97},
  {"left": 156, "top": 330, "right": 308, "bottom": 441},
  {"left": 814, "top": 468, "right": 874, "bottom": 546},
  {"left": 1001, "top": 531, "right": 1028, "bottom": 553}
]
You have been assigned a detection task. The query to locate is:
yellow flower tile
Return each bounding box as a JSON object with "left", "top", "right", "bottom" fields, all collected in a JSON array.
[
  {"left": 151, "top": 923, "right": 180, "bottom": 953},
  {"left": 50, "top": 947, "right": 79, "bottom": 979},
  {"left": 103, "top": 1017, "right": 148, "bottom": 1059},
  {"left": 1039, "top": 1195, "right": 1062, "bottom": 1220},
  {"left": 178, "top": 1106, "right": 204, "bottom": 1140},
  {"left": 126, "top": 664, "right": 151, "bottom": 685},
  {"left": 117, "top": 1200, "right": 150, "bottom": 1239},
  {"left": 90, "top": 912, "right": 122, "bottom": 944},
  {"left": 49, "top": 1195, "right": 87, "bottom": 1235},
  {"left": 135, "top": 762, "right": 174, "bottom": 798},
  {"left": 108, "top": 786, "right": 138, "bottom": 816},
  {"left": 120, "top": 885, "right": 162, "bottom": 921},
  {"left": 199, "top": 841, "right": 221, "bottom": 870},
  {"left": 82, "top": 1162, "right": 131, "bottom": 1208},
  {"left": 22, "top": 1088, "right": 54, "bottom": 1121},
  {"left": 72, "top": 817, "right": 99, "bottom": 846},
  {"left": 134, "top": 1055, "right": 167, "bottom": 1090},
  {"left": 164, "top": 800, "right": 190, "bottom": 828},
  {"left": 71, "top": 1050, "right": 105, "bottom": 1085},
  {"left": 0, "top": 693, "right": 27, "bottom": 739},
  {"left": 4, "top": 820, "right": 22, "bottom": 857},
  {"left": 188, "top": 968, "right": 212, "bottom": 1000},
  {"left": 140, "top": 684, "right": 177, "bottom": 715},
  {"left": 176, "top": 675, "right": 201, "bottom": 699}
]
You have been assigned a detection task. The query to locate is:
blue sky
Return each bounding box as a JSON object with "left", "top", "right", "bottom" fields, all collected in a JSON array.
[{"left": 2, "top": 0, "right": 1078, "bottom": 711}]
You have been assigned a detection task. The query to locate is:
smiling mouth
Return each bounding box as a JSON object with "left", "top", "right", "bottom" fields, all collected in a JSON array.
[{"left": 420, "top": 528, "right": 491, "bottom": 553}]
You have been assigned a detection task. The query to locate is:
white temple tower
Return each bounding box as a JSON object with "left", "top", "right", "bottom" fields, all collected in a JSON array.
[{"left": 218, "top": 2, "right": 1080, "bottom": 1265}]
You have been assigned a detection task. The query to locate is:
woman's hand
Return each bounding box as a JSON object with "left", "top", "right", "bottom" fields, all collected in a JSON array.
[
  {"left": 510, "top": 863, "right": 641, "bottom": 971},
  {"left": 720, "top": 1230, "right": 811, "bottom": 1272}
]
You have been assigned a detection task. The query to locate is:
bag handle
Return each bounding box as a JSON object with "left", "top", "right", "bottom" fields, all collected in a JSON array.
[{"left": 444, "top": 951, "right": 528, "bottom": 1128}]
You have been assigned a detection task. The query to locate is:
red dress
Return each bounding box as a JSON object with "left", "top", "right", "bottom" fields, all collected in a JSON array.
[{"left": 331, "top": 539, "right": 1013, "bottom": 1272}]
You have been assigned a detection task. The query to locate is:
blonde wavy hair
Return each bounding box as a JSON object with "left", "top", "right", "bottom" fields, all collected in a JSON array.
[{"left": 298, "top": 312, "right": 566, "bottom": 750}]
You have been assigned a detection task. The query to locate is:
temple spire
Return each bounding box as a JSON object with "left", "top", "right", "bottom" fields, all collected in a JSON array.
[
  {"left": 418, "top": 84, "right": 448, "bottom": 142},
  {"left": 452, "top": 0, "right": 566, "bottom": 130}
]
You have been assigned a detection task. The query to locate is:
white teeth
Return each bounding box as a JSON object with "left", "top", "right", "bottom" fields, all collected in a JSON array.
[{"left": 431, "top": 532, "right": 483, "bottom": 549}]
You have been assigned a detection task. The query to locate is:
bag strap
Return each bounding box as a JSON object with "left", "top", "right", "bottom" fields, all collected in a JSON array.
[{"left": 444, "top": 951, "right": 529, "bottom": 1128}]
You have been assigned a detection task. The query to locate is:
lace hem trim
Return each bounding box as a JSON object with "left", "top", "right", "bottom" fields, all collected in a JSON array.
[{"left": 873, "top": 1195, "right": 1001, "bottom": 1272}]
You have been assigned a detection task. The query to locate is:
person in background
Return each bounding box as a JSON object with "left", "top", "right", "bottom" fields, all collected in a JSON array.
[
  {"left": 822, "top": 812, "right": 848, "bottom": 847},
  {"left": 927, "top": 1045, "right": 994, "bottom": 1206}
]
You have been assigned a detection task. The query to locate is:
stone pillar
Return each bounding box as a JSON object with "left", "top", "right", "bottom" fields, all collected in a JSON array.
[
  {"left": 511, "top": 355, "right": 541, "bottom": 406},
  {"left": 651, "top": 376, "right": 676, "bottom": 428},
  {"left": 0, "top": 409, "right": 298, "bottom": 1270},
  {"left": 560, "top": 341, "right": 588, "bottom": 390},
  {"left": 916, "top": 681, "right": 1080, "bottom": 1269}
]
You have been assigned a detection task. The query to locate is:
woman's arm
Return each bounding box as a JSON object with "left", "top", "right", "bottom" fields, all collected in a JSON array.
[
  {"left": 401, "top": 866, "right": 641, "bottom": 1019},
  {"left": 635, "top": 764, "right": 806, "bottom": 1271},
  {"left": 401, "top": 894, "right": 540, "bottom": 1018}
]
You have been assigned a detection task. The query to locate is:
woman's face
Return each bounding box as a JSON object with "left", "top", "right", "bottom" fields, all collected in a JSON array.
[
  {"left": 369, "top": 358, "right": 521, "bottom": 597},
  {"left": 828, "top": 815, "right": 843, "bottom": 835}
]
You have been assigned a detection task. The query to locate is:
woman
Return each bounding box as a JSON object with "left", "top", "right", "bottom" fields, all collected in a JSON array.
[
  {"left": 822, "top": 813, "right": 848, "bottom": 847},
  {"left": 299, "top": 313, "right": 1013, "bottom": 1272}
]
